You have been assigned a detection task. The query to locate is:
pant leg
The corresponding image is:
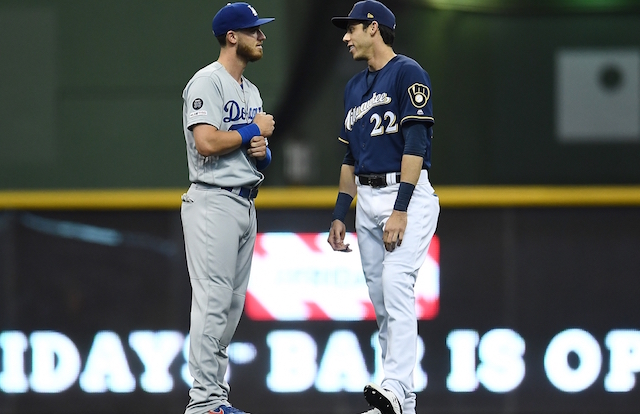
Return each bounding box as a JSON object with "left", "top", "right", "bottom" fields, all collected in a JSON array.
[
  {"left": 379, "top": 179, "right": 439, "bottom": 412},
  {"left": 357, "top": 176, "right": 439, "bottom": 411},
  {"left": 355, "top": 186, "right": 388, "bottom": 356},
  {"left": 357, "top": 186, "right": 406, "bottom": 407},
  {"left": 214, "top": 200, "right": 257, "bottom": 405},
  {"left": 182, "top": 187, "right": 253, "bottom": 414},
  {"left": 222, "top": 199, "right": 256, "bottom": 345}
]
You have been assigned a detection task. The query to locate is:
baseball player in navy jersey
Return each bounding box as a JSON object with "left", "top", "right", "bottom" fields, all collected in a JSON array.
[
  {"left": 327, "top": 2, "right": 440, "bottom": 414},
  {"left": 180, "top": 3, "right": 274, "bottom": 414}
]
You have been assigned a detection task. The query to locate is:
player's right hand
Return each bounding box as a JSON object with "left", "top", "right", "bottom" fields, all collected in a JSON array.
[
  {"left": 327, "top": 219, "right": 352, "bottom": 252},
  {"left": 383, "top": 210, "right": 407, "bottom": 252},
  {"left": 253, "top": 112, "right": 275, "bottom": 137}
]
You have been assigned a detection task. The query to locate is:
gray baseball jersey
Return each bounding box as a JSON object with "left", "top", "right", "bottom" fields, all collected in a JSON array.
[{"left": 182, "top": 61, "right": 265, "bottom": 188}]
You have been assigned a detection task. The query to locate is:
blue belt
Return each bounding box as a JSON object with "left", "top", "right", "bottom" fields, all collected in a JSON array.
[
  {"left": 221, "top": 186, "right": 259, "bottom": 200},
  {"left": 193, "top": 182, "right": 259, "bottom": 200}
]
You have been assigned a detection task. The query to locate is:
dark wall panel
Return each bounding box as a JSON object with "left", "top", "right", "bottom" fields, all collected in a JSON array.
[
  {"left": 1, "top": 1, "right": 639, "bottom": 189},
  {"left": 1, "top": 207, "right": 640, "bottom": 414}
]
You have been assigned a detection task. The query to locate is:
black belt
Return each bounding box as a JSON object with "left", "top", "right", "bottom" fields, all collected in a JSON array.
[{"left": 358, "top": 173, "right": 401, "bottom": 188}]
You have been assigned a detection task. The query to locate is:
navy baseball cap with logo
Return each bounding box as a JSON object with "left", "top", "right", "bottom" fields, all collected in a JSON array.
[
  {"left": 212, "top": 2, "right": 275, "bottom": 37},
  {"left": 331, "top": 0, "right": 396, "bottom": 30}
]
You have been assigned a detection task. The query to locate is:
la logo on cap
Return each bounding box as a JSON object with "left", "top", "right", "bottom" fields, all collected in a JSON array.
[{"left": 248, "top": 4, "right": 258, "bottom": 16}]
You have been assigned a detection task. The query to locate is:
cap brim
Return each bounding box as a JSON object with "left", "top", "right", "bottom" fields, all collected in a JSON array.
[
  {"left": 232, "top": 17, "right": 275, "bottom": 32},
  {"left": 248, "top": 17, "right": 275, "bottom": 28},
  {"left": 256, "top": 17, "right": 275, "bottom": 26},
  {"left": 331, "top": 17, "right": 355, "bottom": 29}
]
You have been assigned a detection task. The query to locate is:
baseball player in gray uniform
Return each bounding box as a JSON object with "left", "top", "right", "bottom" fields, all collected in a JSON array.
[
  {"left": 180, "top": 3, "right": 275, "bottom": 414},
  {"left": 328, "top": 2, "right": 439, "bottom": 414}
]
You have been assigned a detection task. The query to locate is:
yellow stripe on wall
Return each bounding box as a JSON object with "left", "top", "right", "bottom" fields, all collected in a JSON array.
[
  {"left": 1, "top": 186, "right": 640, "bottom": 210},
  {"left": 434, "top": 186, "right": 640, "bottom": 207}
]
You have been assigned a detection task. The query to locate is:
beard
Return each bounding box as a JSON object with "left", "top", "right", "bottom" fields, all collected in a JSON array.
[{"left": 237, "top": 41, "right": 263, "bottom": 62}]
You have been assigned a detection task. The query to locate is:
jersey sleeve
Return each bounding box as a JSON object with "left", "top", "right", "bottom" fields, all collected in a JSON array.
[
  {"left": 397, "top": 61, "right": 434, "bottom": 126},
  {"left": 184, "top": 75, "right": 224, "bottom": 131},
  {"left": 338, "top": 127, "right": 349, "bottom": 145},
  {"left": 342, "top": 145, "right": 355, "bottom": 166}
]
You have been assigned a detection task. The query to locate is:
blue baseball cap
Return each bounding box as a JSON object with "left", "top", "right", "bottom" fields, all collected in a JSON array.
[
  {"left": 331, "top": 0, "right": 396, "bottom": 30},
  {"left": 212, "top": 2, "right": 275, "bottom": 37}
]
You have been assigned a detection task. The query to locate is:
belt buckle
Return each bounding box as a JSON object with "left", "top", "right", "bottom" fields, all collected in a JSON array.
[{"left": 370, "top": 175, "right": 386, "bottom": 188}]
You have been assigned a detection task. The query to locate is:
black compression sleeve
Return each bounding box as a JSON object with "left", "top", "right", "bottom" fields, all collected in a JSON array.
[{"left": 402, "top": 121, "right": 428, "bottom": 156}]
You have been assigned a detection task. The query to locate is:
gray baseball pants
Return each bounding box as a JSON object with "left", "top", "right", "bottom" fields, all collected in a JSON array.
[{"left": 181, "top": 184, "right": 257, "bottom": 414}]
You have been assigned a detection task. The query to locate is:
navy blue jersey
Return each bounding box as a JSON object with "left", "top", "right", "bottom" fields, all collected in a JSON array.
[{"left": 338, "top": 54, "right": 434, "bottom": 174}]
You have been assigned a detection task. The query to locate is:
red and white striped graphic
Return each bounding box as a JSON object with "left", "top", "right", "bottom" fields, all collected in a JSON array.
[{"left": 245, "top": 232, "right": 439, "bottom": 321}]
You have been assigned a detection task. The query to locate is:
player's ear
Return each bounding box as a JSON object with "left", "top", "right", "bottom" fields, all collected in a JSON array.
[
  {"left": 226, "top": 30, "right": 238, "bottom": 46},
  {"left": 370, "top": 21, "right": 379, "bottom": 36}
]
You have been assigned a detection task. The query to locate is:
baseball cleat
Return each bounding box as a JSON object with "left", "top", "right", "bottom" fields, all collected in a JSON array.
[
  {"left": 361, "top": 408, "right": 382, "bottom": 414},
  {"left": 364, "top": 383, "right": 402, "bottom": 414},
  {"left": 208, "top": 405, "right": 250, "bottom": 414}
]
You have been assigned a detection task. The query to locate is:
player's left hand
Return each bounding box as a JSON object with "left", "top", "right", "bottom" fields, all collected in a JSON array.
[
  {"left": 383, "top": 210, "right": 407, "bottom": 252},
  {"left": 247, "top": 136, "right": 268, "bottom": 160}
]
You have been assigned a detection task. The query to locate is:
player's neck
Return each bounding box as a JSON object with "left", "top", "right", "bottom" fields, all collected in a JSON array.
[
  {"left": 217, "top": 53, "right": 248, "bottom": 84},
  {"left": 367, "top": 46, "right": 396, "bottom": 72}
]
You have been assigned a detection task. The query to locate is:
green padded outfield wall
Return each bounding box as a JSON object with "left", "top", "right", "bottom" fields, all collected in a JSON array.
[{"left": 1, "top": 0, "right": 639, "bottom": 189}]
